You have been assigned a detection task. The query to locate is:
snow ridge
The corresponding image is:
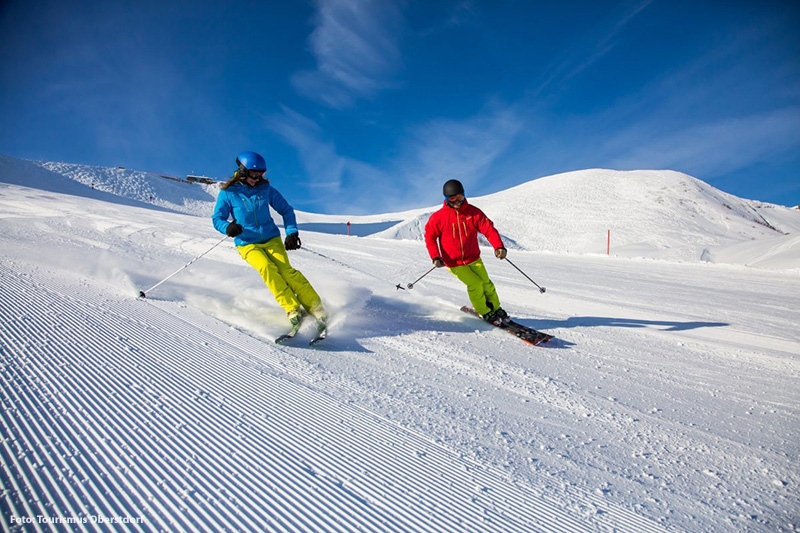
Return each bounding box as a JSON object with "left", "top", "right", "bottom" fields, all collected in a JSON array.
[{"left": 39, "top": 161, "right": 217, "bottom": 217}]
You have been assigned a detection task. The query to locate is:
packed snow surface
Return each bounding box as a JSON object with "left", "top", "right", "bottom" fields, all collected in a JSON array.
[{"left": 1, "top": 155, "right": 798, "bottom": 532}]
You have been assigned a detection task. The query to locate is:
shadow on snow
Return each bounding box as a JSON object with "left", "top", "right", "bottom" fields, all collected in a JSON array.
[{"left": 525, "top": 316, "right": 729, "bottom": 332}]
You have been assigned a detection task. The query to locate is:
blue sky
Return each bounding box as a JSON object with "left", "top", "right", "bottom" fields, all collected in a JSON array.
[{"left": 1, "top": 0, "right": 798, "bottom": 213}]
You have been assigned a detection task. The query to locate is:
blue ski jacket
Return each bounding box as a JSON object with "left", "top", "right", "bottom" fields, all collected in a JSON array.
[{"left": 212, "top": 180, "right": 298, "bottom": 247}]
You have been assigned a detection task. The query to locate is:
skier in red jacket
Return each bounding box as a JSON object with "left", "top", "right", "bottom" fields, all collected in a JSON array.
[{"left": 424, "top": 179, "right": 509, "bottom": 323}]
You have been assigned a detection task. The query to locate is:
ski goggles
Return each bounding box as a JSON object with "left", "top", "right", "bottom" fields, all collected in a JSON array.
[
  {"left": 445, "top": 194, "right": 465, "bottom": 203},
  {"left": 244, "top": 169, "right": 266, "bottom": 179}
]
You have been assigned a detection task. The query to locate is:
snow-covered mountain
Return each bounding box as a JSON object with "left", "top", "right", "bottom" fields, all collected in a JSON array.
[
  {"left": 3, "top": 155, "right": 797, "bottom": 269},
  {"left": 1, "top": 154, "right": 798, "bottom": 532},
  {"left": 373, "top": 169, "right": 800, "bottom": 267}
]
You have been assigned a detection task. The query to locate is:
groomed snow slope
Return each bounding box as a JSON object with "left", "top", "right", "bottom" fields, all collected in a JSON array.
[
  {"left": 1, "top": 159, "right": 798, "bottom": 532},
  {"left": 4, "top": 262, "right": 651, "bottom": 533}
]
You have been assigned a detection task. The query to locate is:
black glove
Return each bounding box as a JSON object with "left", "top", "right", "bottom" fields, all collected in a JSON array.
[
  {"left": 432, "top": 257, "right": 445, "bottom": 268},
  {"left": 226, "top": 223, "right": 243, "bottom": 237},
  {"left": 495, "top": 247, "right": 507, "bottom": 259},
  {"left": 284, "top": 232, "right": 301, "bottom": 250}
]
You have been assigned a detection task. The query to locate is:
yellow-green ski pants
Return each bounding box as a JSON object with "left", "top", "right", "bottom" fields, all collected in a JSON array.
[
  {"left": 237, "top": 236, "right": 323, "bottom": 316},
  {"left": 449, "top": 258, "right": 501, "bottom": 316}
]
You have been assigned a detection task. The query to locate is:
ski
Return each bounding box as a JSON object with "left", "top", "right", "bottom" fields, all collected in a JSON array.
[
  {"left": 275, "top": 316, "right": 328, "bottom": 346},
  {"left": 274, "top": 313, "right": 308, "bottom": 344},
  {"left": 275, "top": 326, "right": 301, "bottom": 344},
  {"left": 460, "top": 306, "right": 553, "bottom": 346}
]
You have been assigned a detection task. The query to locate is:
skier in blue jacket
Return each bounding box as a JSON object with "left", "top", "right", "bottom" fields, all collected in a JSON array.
[{"left": 212, "top": 151, "right": 326, "bottom": 331}]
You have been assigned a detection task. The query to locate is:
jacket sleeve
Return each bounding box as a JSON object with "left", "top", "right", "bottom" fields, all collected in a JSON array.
[
  {"left": 424, "top": 213, "right": 442, "bottom": 259},
  {"left": 269, "top": 187, "right": 298, "bottom": 235},
  {"left": 211, "top": 190, "right": 232, "bottom": 235},
  {"left": 475, "top": 208, "right": 504, "bottom": 249}
]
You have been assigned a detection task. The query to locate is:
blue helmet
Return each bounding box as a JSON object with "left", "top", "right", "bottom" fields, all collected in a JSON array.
[{"left": 236, "top": 151, "right": 267, "bottom": 171}]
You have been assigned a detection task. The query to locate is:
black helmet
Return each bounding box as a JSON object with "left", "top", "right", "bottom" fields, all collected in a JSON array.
[{"left": 443, "top": 179, "right": 464, "bottom": 197}]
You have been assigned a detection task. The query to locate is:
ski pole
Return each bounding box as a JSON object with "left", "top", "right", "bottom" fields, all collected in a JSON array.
[
  {"left": 138, "top": 236, "right": 229, "bottom": 298},
  {"left": 303, "top": 246, "right": 401, "bottom": 289},
  {"left": 504, "top": 257, "right": 546, "bottom": 293},
  {"left": 404, "top": 266, "right": 436, "bottom": 290}
]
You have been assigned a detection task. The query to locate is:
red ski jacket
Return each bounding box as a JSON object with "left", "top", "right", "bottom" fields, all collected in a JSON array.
[{"left": 424, "top": 199, "right": 504, "bottom": 268}]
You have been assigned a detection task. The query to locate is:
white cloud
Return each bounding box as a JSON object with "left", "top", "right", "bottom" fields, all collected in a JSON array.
[
  {"left": 268, "top": 107, "right": 347, "bottom": 193},
  {"left": 394, "top": 104, "right": 525, "bottom": 203},
  {"left": 292, "top": 0, "right": 404, "bottom": 109},
  {"left": 268, "top": 103, "right": 525, "bottom": 213},
  {"left": 268, "top": 106, "right": 399, "bottom": 213},
  {"left": 607, "top": 107, "right": 800, "bottom": 177},
  {"left": 532, "top": 0, "right": 654, "bottom": 99}
]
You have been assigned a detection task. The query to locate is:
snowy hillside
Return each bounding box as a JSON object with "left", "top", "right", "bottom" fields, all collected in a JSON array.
[
  {"left": 5, "top": 155, "right": 798, "bottom": 269},
  {"left": 0, "top": 155, "right": 218, "bottom": 216},
  {"left": 1, "top": 156, "right": 799, "bottom": 532},
  {"left": 374, "top": 169, "right": 800, "bottom": 268}
]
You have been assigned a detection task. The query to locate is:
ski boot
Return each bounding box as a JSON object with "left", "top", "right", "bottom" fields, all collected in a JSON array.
[{"left": 482, "top": 307, "right": 509, "bottom": 326}]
